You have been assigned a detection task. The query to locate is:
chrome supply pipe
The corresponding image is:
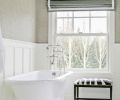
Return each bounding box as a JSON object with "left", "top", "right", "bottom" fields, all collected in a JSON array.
[{"left": 46, "top": 45, "right": 66, "bottom": 74}]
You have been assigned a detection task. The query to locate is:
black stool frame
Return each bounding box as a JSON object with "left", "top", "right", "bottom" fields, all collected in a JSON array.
[{"left": 74, "top": 84, "right": 112, "bottom": 100}]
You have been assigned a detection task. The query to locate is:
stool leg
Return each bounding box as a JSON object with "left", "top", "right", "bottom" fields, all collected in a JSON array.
[
  {"left": 110, "top": 86, "right": 112, "bottom": 100},
  {"left": 74, "top": 85, "right": 76, "bottom": 100},
  {"left": 77, "top": 87, "right": 79, "bottom": 99}
]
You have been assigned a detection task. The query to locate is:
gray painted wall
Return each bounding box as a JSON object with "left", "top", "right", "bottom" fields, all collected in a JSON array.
[
  {"left": 115, "top": 0, "right": 120, "bottom": 43},
  {"left": 0, "top": 0, "right": 36, "bottom": 42},
  {"left": 36, "top": 0, "right": 48, "bottom": 43}
]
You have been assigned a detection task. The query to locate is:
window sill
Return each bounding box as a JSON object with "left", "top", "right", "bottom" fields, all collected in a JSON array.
[{"left": 65, "top": 68, "right": 111, "bottom": 74}]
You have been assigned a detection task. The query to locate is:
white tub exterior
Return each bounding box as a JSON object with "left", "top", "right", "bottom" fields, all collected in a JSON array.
[{"left": 6, "top": 70, "right": 72, "bottom": 100}]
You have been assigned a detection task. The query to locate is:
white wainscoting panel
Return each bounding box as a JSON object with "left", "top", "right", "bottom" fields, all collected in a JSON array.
[
  {"left": 23, "top": 48, "right": 31, "bottom": 73},
  {"left": 14, "top": 47, "right": 23, "bottom": 75},
  {"left": 4, "top": 46, "right": 14, "bottom": 77},
  {"left": 4, "top": 39, "right": 36, "bottom": 78},
  {"left": 1, "top": 39, "right": 49, "bottom": 100}
]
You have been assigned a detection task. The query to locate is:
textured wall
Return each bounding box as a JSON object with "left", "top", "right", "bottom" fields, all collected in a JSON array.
[
  {"left": 0, "top": 0, "right": 36, "bottom": 42},
  {"left": 0, "top": 0, "right": 48, "bottom": 43},
  {"left": 115, "top": 0, "right": 120, "bottom": 43},
  {"left": 36, "top": 0, "right": 48, "bottom": 43}
]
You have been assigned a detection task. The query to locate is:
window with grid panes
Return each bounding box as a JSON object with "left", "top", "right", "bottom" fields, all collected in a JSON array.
[{"left": 54, "top": 11, "right": 108, "bottom": 70}]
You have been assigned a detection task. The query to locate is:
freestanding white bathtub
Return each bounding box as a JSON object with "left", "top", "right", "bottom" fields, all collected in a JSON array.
[{"left": 6, "top": 70, "right": 72, "bottom": 100}]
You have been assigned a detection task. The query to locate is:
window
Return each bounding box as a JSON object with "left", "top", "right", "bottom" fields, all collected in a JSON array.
[{"left": 50, "top": 11, "right": 109, "bottom": 71}]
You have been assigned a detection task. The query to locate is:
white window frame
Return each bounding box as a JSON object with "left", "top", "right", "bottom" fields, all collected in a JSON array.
[{"left": 48, "top": 11, "right": 114, "bottom": 73}]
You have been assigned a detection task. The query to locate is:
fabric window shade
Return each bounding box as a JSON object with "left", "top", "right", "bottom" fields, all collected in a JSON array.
[{"left": 48, "top": 0, "right": 115, "bottom": 11}]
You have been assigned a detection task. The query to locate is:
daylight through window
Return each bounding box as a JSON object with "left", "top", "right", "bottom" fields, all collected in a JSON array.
[{"left": 55, "top": 11, "right": 108, "bottom": 70}]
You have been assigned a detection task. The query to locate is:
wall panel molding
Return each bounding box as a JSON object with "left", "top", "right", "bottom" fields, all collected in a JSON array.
[{"left": 4, "top": 39, "right": 36, "bottom": 78}]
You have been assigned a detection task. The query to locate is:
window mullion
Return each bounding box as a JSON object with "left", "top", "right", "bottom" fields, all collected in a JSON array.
[
  {"left": 69, "top": 38, "right": 72, "bottom": 68},
  {"left": 63, "top": 18, "right": 65, "bottom": 33},
  {"left": 89, "top": 11, "right": 91, "bottom": 33},
  {"left": 57, "top": 33, "right": 107, "bottom": 37},
  {"left": 54, "top": 12, "right": 57, "bottom": 44},
  {"left": 72, "top": 12, "right": 74, "bottom": 33}
]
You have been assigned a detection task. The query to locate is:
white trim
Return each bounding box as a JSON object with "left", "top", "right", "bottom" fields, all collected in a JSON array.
[
  {"left": 4, "top": 38, "right": 37, "bottom": 48},
  {"left": 57, "top": 16, "right": 107, "bottom": 18},
  {"left": 66, "top": 68, "right": 110, "bottom": 73},
  {"left": 108, "top": 11, "right": 115, "bottom": 73},
  {"left": 57, "top": 33, "right": 107, "bottom": 37},
  {"left": 48, "top": 12, "right": 56, "bottom": 45}
]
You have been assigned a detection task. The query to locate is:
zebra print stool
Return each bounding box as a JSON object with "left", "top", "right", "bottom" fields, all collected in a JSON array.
[{"left": 74, "top": 78, "right": 112, "bottom": 100}]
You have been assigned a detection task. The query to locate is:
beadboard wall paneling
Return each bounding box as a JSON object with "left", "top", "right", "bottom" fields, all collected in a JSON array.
[
  {"left": 1, "top": 39, "right": 49, "bottom": 100},
  {"left": 4, "top": 39, "right": 36, "bottom": 78}
]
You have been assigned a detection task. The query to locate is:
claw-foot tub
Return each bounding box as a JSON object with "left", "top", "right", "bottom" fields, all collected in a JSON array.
[{"left": 6, "top": 70, "right": 72, "bottom": 100}]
